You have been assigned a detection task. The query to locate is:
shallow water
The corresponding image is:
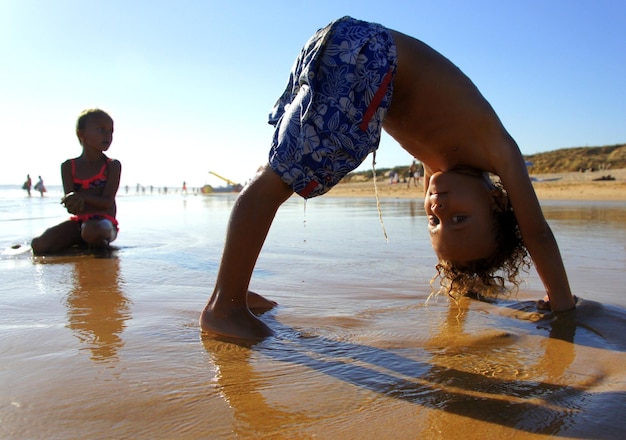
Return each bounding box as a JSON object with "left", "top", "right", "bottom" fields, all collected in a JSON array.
[{"left": 1, "top": 187, "right": 625, "bottom": 439}]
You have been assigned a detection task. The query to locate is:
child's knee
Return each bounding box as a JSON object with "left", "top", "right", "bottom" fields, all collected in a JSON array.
[
  {"left": 81, "top": 220, "right": 115, "bottom": 245},
  {"left": 30, "top": 237, "right": 45, "bottom": 255}
]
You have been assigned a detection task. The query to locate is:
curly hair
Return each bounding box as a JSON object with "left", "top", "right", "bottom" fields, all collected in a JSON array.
[{"left": 430, "top": 183, "right": 531, "bottom": 302}]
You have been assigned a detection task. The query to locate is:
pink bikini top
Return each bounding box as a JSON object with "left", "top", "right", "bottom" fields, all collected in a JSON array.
[{"left": 72, "top": 157, "right": 110, "bottom": 190}]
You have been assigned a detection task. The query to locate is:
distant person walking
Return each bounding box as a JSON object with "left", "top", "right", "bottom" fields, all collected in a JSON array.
[
  {"left": 22, "top": 174, "right": 32, "bottom": 197},
  {"left": 33, "top": 176, "right": 46, "bottom": 197},
  {"left": 406, "top": 160, "right": 418, "bottom": 188}
]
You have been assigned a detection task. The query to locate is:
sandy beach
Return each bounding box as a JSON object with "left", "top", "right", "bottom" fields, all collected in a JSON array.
[
  {"left": 1, "top": 185, "right": 625, "bottom": 439},
  {"left": 329, "top": 168, "right": 626, "bottom": 201}
]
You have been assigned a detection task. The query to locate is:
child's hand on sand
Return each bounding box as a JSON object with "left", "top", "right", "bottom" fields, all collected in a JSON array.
[{"left": 537, "top": 295, "right": 578, "bottom": 312}]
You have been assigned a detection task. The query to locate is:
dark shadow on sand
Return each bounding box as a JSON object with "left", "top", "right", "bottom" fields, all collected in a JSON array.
[{"left": 203, "top": 303, "right": 626, "bottom": 439}]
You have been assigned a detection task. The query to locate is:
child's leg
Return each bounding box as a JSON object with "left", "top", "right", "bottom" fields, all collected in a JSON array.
[
  {"left": 81, "top": 219, "right": 117, "bottom": 248},
  {"left": 31, "top": 220, "right": 82, "bottom": 255},
  {"left": 200, "top": 166, "right": 293, "bottom": 341}
]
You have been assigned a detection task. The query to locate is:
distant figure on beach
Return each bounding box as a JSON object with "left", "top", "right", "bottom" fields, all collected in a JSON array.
[
  {"left": 200, "top": 16, "right": 576, "bottom": 342},
  {"left": 33, "top": 176, "right": 46, "bottom": 197},
  {"left": 22, "top": 174, "right": 32, "bottom": 197},
  {"left": 407, "top": 160, "right": 419, "bottom": 188},
  {"left": 31, "top": 109, "right": 121, "bottom": 255},
  {"left": 182, "top": 181, "right": 188, "bottom": 195},
  {"left": 389, "top": 170, "right": 398, "bottom": 185}
]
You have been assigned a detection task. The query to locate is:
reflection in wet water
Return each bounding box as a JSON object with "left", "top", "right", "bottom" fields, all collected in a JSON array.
[
  {"left": 541, "top": 200, "right": 626, "bottom": 226},
  {"left": 65, "top": 255, "right": 130, "bottom": 362},
  {"left": 202, "top": 337, "right": 320, "bottom": 437}
]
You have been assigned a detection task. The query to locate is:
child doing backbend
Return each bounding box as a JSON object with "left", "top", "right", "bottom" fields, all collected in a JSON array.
[
  {"left": 31, "top": 109, "right": 121, "bottom": 255},
  {"left": 200, "top": 16, "right": 576, "bottom": 342}
]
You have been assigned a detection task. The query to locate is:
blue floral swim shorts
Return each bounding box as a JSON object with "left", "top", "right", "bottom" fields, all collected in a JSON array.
[{"left": 268, "top": 16, "right": 397, "bottom": 198}]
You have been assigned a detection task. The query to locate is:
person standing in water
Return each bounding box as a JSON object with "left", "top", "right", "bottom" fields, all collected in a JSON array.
[
  {"left": 22, "top": 174, "right": 32, "bottom": 197},
  {"left": 31, "top": 109, "right": 121, "bottom": 255},
  {"left": 33, "top": 175, "right": 46, "bottom": 197}
]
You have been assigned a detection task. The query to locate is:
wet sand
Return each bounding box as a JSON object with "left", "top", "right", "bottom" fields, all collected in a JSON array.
[
  {"left": 1, "top": 190, "right": 625, "bottom": 439},
  {"left": 329, "top": 168, "right": 626, "bottom": 201}
]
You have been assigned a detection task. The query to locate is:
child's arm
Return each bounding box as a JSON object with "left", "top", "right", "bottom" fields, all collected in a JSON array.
[
  {"left": 91, "top": 159, "right": 121, "bottom": 209},
  {"left": 61, "top": 160, "right": 75, "bottom": 195},
  {"left": 61, "top": 160, "right": 121, "bottom": 213},
  {"left": 60, "top": 161, "right": 83, "bottom": 213},
  {"left": 496, "top": 144, "right": 576, "bottom": 312}
]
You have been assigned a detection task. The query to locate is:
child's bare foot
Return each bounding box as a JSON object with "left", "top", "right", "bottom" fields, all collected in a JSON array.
[
  {"left": 247, "top": 290, "right": 277, "bottom": 315},
  {"left": 200, "top": 303, "right": 274, "bottom": 343}
]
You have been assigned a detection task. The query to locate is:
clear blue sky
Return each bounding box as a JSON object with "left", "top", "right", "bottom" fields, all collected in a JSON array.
[{"left": 1, "top": 0, "right": 624, "bottom": 187}]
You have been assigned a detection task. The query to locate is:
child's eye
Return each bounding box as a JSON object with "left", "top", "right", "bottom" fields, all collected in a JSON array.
[{"left": 452, "top": 215, "right": 466, "bottom": 223}]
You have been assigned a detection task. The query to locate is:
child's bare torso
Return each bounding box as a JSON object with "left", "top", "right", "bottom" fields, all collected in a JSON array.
[
  {"left": 63, "top": 157, "right": 118, "bottom": 218},
  {"left": 383, "top": 30, "right": 517, "bottom": 178}
]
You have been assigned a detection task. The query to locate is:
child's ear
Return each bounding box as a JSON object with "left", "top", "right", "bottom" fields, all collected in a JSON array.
[{"left": 489, "top": 188, "right": 508, "bottom": 213}]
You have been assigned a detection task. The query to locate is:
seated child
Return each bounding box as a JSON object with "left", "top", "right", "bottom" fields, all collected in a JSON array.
[{"left": 31, "top": 109, "right": 121, "bottom": 254}]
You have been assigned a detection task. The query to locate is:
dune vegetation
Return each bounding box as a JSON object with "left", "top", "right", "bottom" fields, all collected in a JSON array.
[{"left": 344, "top": 143, "right": 626, "bottom": 181}]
